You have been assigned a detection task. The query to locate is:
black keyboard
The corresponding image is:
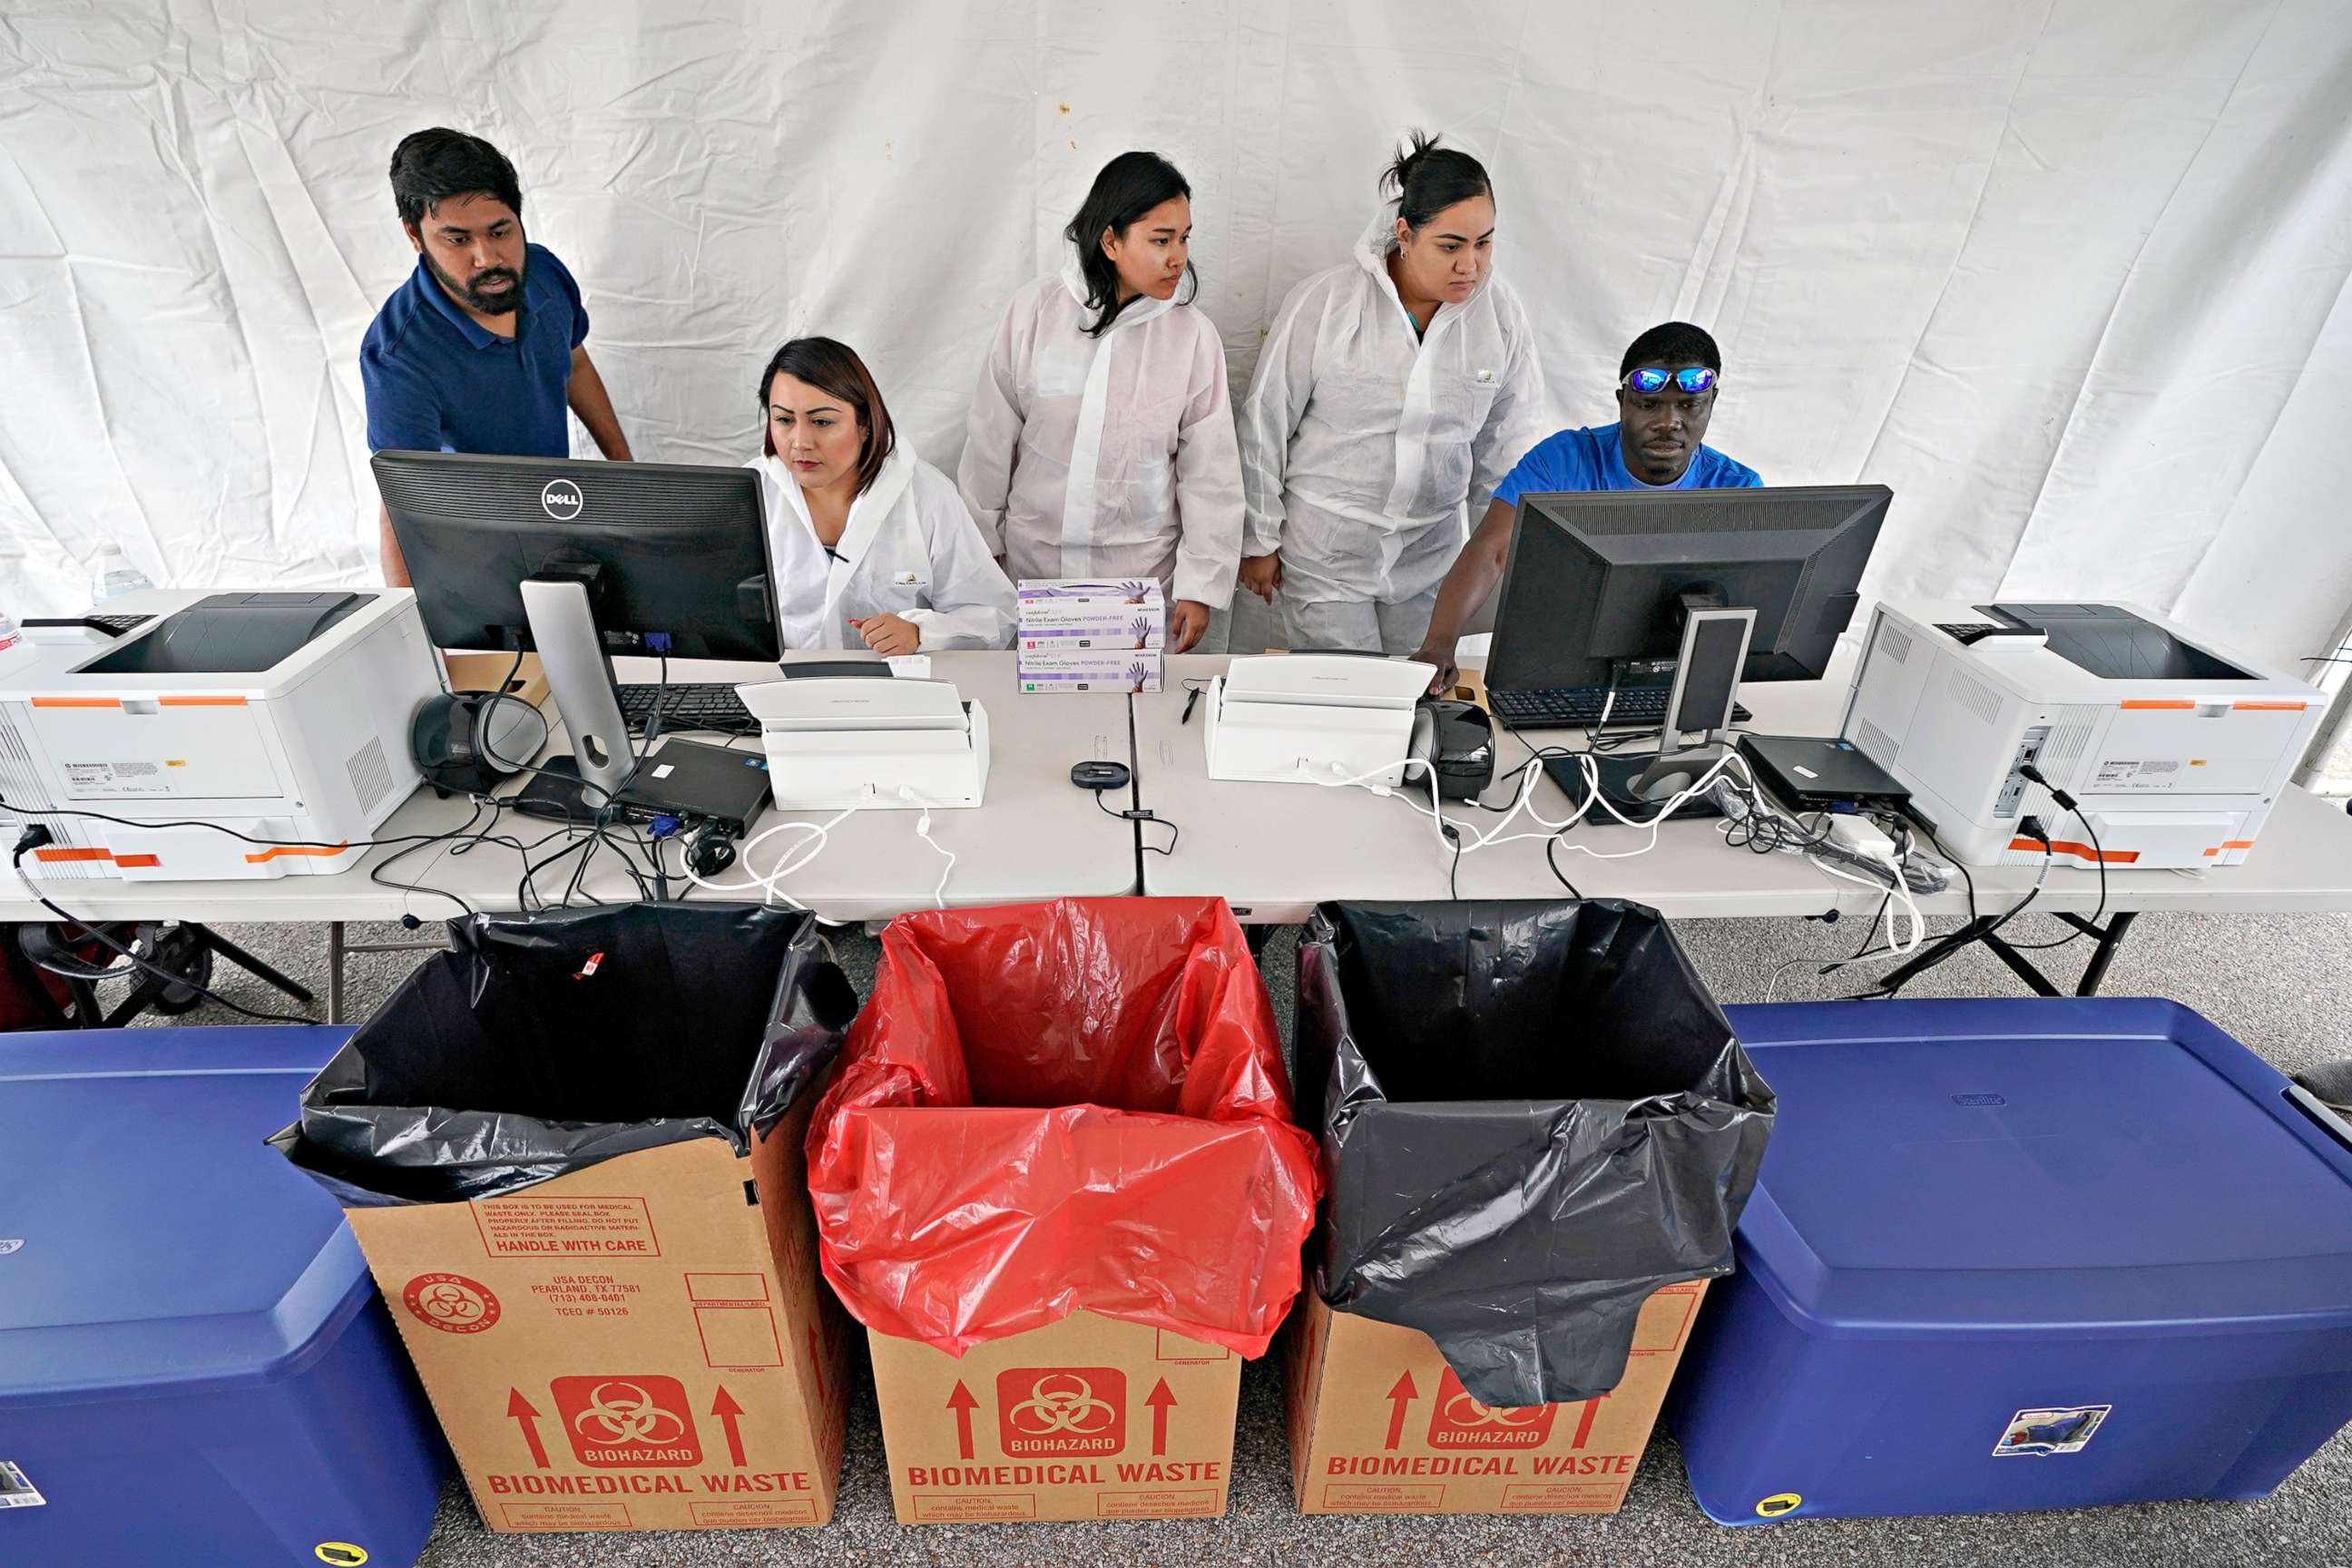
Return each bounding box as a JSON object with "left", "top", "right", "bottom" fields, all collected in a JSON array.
[
  {"left": 616, "top": 682, "right": 757, "bottom": 735},
  {"left": 1488, "top": 685, "right": 1753, "bottom": 730},
  {"left": 24, "top": 612, "right": 153, "bottom": 638}
]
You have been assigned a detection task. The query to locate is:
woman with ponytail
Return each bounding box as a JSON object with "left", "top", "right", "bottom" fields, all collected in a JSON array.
[{"left": 1235, "top": 132, "right": 1547, "bottom": 654}]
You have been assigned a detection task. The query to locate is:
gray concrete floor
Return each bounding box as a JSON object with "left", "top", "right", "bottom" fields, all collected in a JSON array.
[{"left": 146, "top": 904, "right": 2352, "bottom": 1566}]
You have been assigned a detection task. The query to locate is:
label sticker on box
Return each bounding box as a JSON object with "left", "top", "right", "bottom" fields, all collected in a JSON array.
[
  {"left": 1994, "top": 1404, "right": 2110, "bottom": 1456},
  {"left": 0, "top": 1460, "right": 45, "bottom": 1508}
]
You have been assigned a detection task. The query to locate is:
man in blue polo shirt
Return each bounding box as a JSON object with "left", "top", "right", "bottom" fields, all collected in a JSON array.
[
  {"left": 362, "top": 128, "right": 632, "bottom": 583},
  {"left": 1413, "top": 320, "right": 1759, "bottom": 688}
]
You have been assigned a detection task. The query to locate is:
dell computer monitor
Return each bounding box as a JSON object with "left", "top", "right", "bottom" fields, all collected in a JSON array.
[
  {"left": 373, "top": 450, "right": 780, "bottom": 807},
  {"left": 371, "top": 450, "right": 779, "bottom": 662},
  {"left": 1486, "top": 485, "right": 1890, "bottom": 697}
]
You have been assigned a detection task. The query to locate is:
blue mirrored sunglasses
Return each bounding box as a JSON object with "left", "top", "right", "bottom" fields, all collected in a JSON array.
[{"left": 1622, "top": 367, "right": 1718, "bottom": 396}]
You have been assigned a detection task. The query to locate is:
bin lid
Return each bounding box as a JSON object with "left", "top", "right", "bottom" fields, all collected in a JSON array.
[
  {"left": 1720, "top": 998, "right": 2352, "bottom": 1337},
  {"left": 0, "top": 1025, "right": 371, "bottom": 1404}
]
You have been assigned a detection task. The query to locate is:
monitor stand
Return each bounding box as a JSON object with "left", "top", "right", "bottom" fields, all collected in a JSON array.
[
  {"left": 519, "top": 576, "right": 638, "bottom": 806},
  {"left": 1583, "top": 605, "right": 1756, "bottom": 824}
]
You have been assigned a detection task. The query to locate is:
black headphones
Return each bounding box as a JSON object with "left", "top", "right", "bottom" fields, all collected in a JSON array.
[{"left": 411, "top": 690, "right": 549, "bottom": 798}]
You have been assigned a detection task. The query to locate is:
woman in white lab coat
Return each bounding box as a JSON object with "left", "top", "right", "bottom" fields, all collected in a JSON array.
[
  {"left": 747, "top": 337, "right": 1014, "bottom": 653},
  {"left": 1236, "top": 133, "right": 1547, "bottom": 656},
  {"left": 958, "top": 151, "right": 1243, "bottom": 652}
]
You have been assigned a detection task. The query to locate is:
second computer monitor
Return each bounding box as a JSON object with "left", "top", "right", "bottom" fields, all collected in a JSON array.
[{"left": 1487, "top": 485, "right": 1890, "bottom": 694}]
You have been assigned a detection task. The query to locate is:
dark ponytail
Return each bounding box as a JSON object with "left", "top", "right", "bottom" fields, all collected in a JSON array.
[
  {"left": 1381, "top": 131, "right": 1493, "bottom": 230},
  {"left": 1064, "top": 150, "right": 1194, "bottom": 338}
]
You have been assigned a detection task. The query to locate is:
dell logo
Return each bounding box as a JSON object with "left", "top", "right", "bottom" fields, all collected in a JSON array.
[{"left": 541, "top": 479, "right": 584, "bottom": 520}]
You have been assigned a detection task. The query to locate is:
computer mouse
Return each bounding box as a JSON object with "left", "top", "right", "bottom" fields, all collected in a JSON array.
[{"left": 1070, "top": 760, "right": 1132, "bottom": 791}]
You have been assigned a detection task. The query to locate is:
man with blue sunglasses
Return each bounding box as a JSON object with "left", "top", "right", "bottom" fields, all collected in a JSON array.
[{"left": 1413, "top": 320, "right": 1759, "bottom": 690}]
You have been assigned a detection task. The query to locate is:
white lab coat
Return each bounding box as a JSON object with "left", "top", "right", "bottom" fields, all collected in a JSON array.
[
  {"left": 958, "top": 261, "right": 1245, "bottom": 609},
  {"left": 747, "top": 447, "right": 1015, "bottom": 652},
  {"left": 1237, "top": 206, "right": 1548, "bottom": 605}
]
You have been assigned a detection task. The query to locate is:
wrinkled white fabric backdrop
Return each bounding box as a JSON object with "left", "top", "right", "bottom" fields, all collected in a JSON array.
[{"left": 4, "top": 0, "right": 2348, "bottom": 669}]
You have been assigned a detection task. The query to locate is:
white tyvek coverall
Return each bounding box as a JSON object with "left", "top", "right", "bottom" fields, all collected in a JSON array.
[
  {"left": 958, "top": 261, "right": 1245, "bottom": 611},
  {"left": 748, "top": 446, "right": 1015, "bottom": 651},
  {"left": 1237, "top": 208, "right": 1547, "bottom": 653}
]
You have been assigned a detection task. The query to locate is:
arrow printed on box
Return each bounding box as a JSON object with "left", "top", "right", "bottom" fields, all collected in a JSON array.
[
  {"left": 1384, "top": 1372, "right": 1418, "bottom": 1452},
  {"left": 946, "top": 1380, "right": 979, "bottom": 1461},
  {"left": 506, "top": 1388, "right": 550, "bottom": 1470},
  {"left": 1571, "top": 1389, "right": 1611, "bottom": 1450},
  {"left": 711, "top": 1386, "right": 748, "bottom": 1466},
  {"left": 1145, "top": 1378, "right": 1176, "bottom": 1456}
]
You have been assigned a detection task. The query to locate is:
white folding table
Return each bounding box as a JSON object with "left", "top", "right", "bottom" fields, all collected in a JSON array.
[
  {"left": 0, "top": 652, "right": 1142, "bottom": 1018},
  {"left": 1132, "top": 653, "right": 2352, "bottom": 995}
]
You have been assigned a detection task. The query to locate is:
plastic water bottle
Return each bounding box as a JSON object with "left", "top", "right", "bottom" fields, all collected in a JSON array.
[
  {"left": 0, "top": 612, "right": 18, "bottom": 655},
  {"left": 91, "top": 544, "right": 153, "bottom": 603}
]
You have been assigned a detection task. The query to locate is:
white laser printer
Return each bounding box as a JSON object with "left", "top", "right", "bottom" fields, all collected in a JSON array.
[
  {"left": 1842, "top": 600, "right": 2327, "bottom": 869},
  {"left": 1203, "top": 654, "right": 1436, "bottom": 786},
  {"left": 0, "top": 589, "right": 439, "bottom": 881},
  {"left": 736, "top": 676, "right": 989, "bottom": 808}
]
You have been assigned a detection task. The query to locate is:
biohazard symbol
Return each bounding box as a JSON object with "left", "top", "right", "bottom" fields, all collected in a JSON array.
[
  {"left": 1426, "top": 1368, "right": 1561, "bottom": 1447},
  {"left": 1440, "top": 1389, "right": 1551, "bottom": 1429},
  {"left": 549, "top": 1374, "right": 701, "bottom": 1466},
  {"left": 401, "top": 1272, "right": 501, "bottom": 1335},
  {"left": 1006, "top": 1373, "right": 1119, "bottom": 1436},
  {"left": 569, "top": 1382, "right": 690, "bottom": 1447},
  {"left": 995, "top": 1366, "right": 1129, "bottom": 1455}
]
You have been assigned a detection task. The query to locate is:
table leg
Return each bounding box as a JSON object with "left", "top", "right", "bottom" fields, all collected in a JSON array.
[
  {"left": 1869, "top": 915, "right": 1997, "bottom": 995},
  {"left": 2073, "top": 909, "right": 2140, "bottom": 997},
  {"left": 191, "top": 924, "right": 314, "bottom": 1004},
  {"left": 328, "top": 922, "right": 346, "bottom": 1025}
]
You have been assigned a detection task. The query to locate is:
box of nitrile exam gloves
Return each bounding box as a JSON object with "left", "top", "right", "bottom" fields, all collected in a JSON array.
[
  {"left": 1016, "top": 578, "right": 1166, "bottom": 626},
  {"left": 1017, "top": 651, "right": 1163, "bottom": 694},
  {"left": 1020, "top": 618, "right": 1167, "bottom": 652},
  {"left": 1282, "top": 1284, "right": 1705, "bottom": 1516}
]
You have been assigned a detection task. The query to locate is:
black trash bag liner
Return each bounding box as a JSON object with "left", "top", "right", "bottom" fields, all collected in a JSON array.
[
  {"left": 1297, "top": 899, "right": 1775, "bottom": 1408},
  {"left": 270, "top": 902, "right": 858, "bottom": 1207}
]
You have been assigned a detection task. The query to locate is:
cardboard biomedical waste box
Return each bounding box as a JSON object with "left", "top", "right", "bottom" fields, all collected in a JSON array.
[
  {"left": 274, "top": 903, "right": 856, "bottom": 1534},
  {"left": 867, "top": 1310, "right": 1242, "bottom": 1522},
  {"left": 1284, "top": 1284, "right": 1706, "bottom": 1516},
  {"left": 808, "top": 898, "right": 1324, "bottom": 1524},
  {"left": 347, "top": 1121, "right": 848, "bottom": 1533},
  {"left": 1287, "top": 900, "right": 1774, "bottom": 1517}
]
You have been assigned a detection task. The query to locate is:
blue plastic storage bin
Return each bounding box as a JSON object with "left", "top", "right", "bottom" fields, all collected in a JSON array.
[
  {"left": 1666, "top": 997, "right": 2352, "bottom": 1524},
  {"left": 0, "top": 1026, "right": 451, "bottom": 1566}
]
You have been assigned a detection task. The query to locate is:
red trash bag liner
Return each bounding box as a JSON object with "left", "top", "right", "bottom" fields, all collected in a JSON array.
[{"left": 807, "top": 897, "right": 1321, "bottom": 1358}]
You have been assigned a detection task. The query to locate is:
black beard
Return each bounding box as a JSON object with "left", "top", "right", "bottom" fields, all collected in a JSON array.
[{"left": 425, "top": 250, "right": 524, "bottom": 317}]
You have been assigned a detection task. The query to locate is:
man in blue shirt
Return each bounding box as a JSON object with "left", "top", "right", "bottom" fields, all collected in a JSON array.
[
  {"left": 361, "top": 128, "right": 632, "bottom": 583},
  {"left": 1413, "top": 321, "right": 1759, "bottom": 687}
]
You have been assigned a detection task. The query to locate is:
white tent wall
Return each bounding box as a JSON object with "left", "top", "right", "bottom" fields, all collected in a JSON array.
[{"left": 3, "top": 0, "right": 2347, "bottom": 670}]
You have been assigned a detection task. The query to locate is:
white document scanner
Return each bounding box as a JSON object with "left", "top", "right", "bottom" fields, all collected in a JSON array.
[
  {"left": 1203, "top": 654, "right": 1435, "bottom": 787},
  {"left": 0, "top": 589, "right": 439, "bottom": 881},
  {"left": 737, "top": 677, "right": 989, "bottom": 808}
]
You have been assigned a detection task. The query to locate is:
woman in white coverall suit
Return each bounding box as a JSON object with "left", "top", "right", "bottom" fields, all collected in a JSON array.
[
  {"left": 958, "top": 151, "right": 1244, "bottom": 652},
  {"left": 1236, "top": 133, "right": 1547, "bottom": 655},
  {"left": 748, "top": 337, "right": 1014, "bottom": 653}
]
